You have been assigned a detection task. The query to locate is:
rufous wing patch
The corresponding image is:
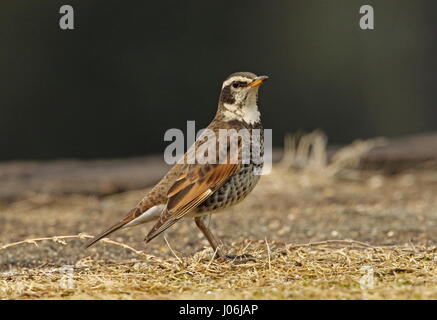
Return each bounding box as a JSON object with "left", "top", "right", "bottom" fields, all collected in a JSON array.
[{"left": 144, "top": 163, "right": 240, "bottom": 242}]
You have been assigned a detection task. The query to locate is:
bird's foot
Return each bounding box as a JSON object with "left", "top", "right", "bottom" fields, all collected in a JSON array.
[{"left": 217, "top": 253, "right": 256, "bottom": 264}]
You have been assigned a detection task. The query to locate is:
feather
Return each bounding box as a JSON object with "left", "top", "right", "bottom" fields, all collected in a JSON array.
[{"left": 144, "top": 163, "right": 239, "bottom": 242}]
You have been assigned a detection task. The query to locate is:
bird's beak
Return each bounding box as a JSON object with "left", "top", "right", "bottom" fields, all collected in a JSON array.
[{"left": 248, "top": 75, "right": 269, "bottom": 88}]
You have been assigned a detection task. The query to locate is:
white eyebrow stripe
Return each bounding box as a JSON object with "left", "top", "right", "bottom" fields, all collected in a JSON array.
[{"left": 222, "top": 76, "right": 252, "bottom": 88}]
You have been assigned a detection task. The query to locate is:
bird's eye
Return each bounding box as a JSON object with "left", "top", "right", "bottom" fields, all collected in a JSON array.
[{"left": 232, "top": 81, "right": 244, "bottom": 88}]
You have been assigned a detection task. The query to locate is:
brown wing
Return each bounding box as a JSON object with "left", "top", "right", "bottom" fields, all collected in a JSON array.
[
  {"left": 144, "top": 126, "right": 244, "bottom": 242},
  {"left": 144, "top": 162, "right": 239, "bottom": 242}
]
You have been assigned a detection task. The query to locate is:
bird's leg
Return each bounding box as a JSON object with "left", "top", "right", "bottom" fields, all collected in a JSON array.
[
  {"left": 195, "top": 215, "right": 225, "bottom": 259},
  {"left": 194, "top": 215, "right": 255, "bottom": 263}
]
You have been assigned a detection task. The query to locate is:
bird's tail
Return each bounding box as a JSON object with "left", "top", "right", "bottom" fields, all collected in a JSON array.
[
  {"left": 84, "top": 206, "right": 153, "bottom": 248},
  {"left": 83, "top": 213, "right": 136, "bottom": 248}
]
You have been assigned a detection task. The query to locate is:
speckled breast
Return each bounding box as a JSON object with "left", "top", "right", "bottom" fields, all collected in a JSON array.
[
  {"left": 196, "top": 164, "right": 262, "bottom": 214},
  {"left": 196, "top": 126, "right": 264, "bottom": 214}
]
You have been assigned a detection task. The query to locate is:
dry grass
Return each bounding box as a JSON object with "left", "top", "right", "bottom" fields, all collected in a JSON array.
[
  {"left": 2, "top": 132, "right": 437, "bottom": 299},
  {"left": 2, "top": 238, "right": 437, "bottom": 299}
]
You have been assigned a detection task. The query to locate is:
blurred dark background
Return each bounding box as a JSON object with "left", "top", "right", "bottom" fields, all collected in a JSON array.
[{"left": 0, "top": 0, "right": 435, "bottom": 161}]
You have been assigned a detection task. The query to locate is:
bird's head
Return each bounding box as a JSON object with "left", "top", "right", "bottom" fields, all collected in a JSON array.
[{"left": 217, "top": 72, "right": 268, "bottom": 125}]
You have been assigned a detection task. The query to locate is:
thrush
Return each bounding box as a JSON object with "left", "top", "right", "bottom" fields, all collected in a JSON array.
[{"left": 85, "top": 72, "right": 269, "bottom": 260}]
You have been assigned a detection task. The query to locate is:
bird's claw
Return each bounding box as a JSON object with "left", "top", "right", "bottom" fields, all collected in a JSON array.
[{"left": 217, "top": 253, "right": 256, "bottom": 264}]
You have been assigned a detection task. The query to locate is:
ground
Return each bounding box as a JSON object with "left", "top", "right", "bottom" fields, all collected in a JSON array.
[{"left": 1, "top": 158, "right": 437, "bottom": 299}]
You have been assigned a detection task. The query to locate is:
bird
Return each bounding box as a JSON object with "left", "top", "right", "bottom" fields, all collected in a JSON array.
[{"left": 85, "top": 72, "right": 269, "bottom": 261}]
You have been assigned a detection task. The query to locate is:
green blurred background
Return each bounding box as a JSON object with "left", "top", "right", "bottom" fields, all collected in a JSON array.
[{"left": 0, "top": 0, "right": 435, "bottom": 160}]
